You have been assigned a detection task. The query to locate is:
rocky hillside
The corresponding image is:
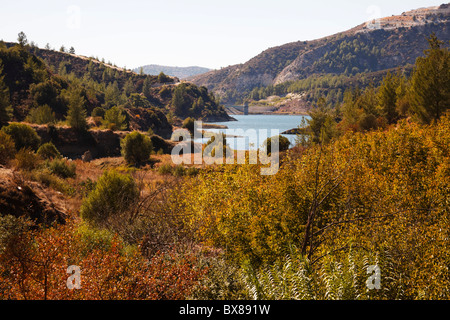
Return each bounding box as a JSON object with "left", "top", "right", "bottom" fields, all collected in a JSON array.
[
  {"left": 0, "top": 41, "right": 231, "bottom": 126},
  {"left": 0, "top": 166, "right": 66, "bottom": 225},
  {"left": 190, "top": 4, "right": 450, "bottom": 104}
]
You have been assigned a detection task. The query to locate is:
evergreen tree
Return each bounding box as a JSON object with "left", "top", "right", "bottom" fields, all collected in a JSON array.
[
  {"left": 66, "top": 89, "right": 88, "bottom": 131},
  {"left": 409, "top": 34, "right": 450, "bottom": 124},
  {"left": 69, "top": 46, "right": 75, "bottom": 54},
  {"left": 104, "top": 82, "right": 121, "bottom": 108},
  {"left": 17, "top": 32, "right": 27, "bottom": 47},
  {"left": 142, "top": 77, "right": 152, "bottom": 99},
  {"left": 103, "top": 106, "right": 127, "bottom": 131},
  {"left": 377, "top": 72, "right": 399, "bottom": 124},
  {"left": 0, "top": 60, "right": 12, "bottom": 127},
  {"left": 172, "top": 86, "right": 186, "bottom": 117},
  {"left": 307, "top": 97, "right": 336, "bottom": 144},
  {"left": 123, "top": 78, "right": 134, "bottom": 97},
  {"left": 158, "top": 72, "right": 171, "bottom": 83}
]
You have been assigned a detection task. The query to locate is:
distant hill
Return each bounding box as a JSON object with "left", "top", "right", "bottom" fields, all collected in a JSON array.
[
  {"left": 134, "top": 65, "right": 211, "bottom": 80},
  {"left": 190, "top": 3, "right": 450, "bottom": 104},
  {"left": 0, "top": 41, "right": 232, "bottom": 138}
]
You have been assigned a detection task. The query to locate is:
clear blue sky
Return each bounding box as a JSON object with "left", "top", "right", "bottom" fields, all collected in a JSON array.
[{"left": 0, "top": 0, "right": 445, "bottom": 69}]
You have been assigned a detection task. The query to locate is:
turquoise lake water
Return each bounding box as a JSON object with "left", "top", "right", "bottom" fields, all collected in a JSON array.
[{"left": 196, "top": 114, "right": 310, "bottom": 150}]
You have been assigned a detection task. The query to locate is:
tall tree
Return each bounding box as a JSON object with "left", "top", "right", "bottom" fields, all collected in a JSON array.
[
  {"left": 142, "top": 77, "right": 152, "bottom": 99},
  {"left": 0, "top": 60, "right": 12, "bottom": 127},
  {"left": 17, "top": 32, "right": 27, "bottom": 47},
  {"left": 377, "top": 72, "right": 400, "bottom": 124},
  {"left": 171, "top": 86, "right": 187, "bottom": 117},
  {"left": 409, "top": 34, "right": 450, "bottom": 124},
  {"left": 66, "top": 89, "right": 87, "bottom": 131}
]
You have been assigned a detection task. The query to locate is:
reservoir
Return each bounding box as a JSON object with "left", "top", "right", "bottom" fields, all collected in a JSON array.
[{"left": 198, "top": 114, "right": 310, "bottom": 150}]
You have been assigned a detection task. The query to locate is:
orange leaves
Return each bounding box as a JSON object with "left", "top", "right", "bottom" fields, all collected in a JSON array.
[{"left": 0, "top": 221, "right": 206, "bottom": 300}]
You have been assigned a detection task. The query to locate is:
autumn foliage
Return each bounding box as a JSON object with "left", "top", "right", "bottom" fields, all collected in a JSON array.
[{"left": 0, "top": 218, "right": 206, "bottom": 300}]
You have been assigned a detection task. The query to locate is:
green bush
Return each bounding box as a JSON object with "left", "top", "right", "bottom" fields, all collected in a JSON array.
[
  {"left": 31, "top": 168, "right": 75, "bottom": 195},
  {"left": 91, "top": 107, "right": 106, "bottom": 118},
  {"left": 103, "top": 106, "right": 127, "bottom": 131},
  {"left": 182, "top": 117, "right": 195, "bottom": 134},
  {"left": 263, "top": 135, "right": 291, "bottom": 154},
  {"left": 46, "top": 158, "right": 76, "bottom": 179},
  {"left": 37, "top": 142, "right": 61, "bottom": 160},
  {"left": 186, "top": 167, "right": 199, "bottom": 177},
  {"left": 27, "top": 105, "right": 56, "bottom": 124},
  {"left": 158, "top": 163, "right": 173, "bottom": 175},
  {"left": 0, "top": 131, "right": 16, "bottom": 165},
  {"left": 121, "top": 131, "right": 153, "bottom": 166},
  {"left": 1, "top": 122, "right": 41, "bottom": 151},
  {"left": 80, "top": 170, "right": 140, "bottom": 226},
  {"left": 172, "top": 165, "right": 186, "bottom": 177}
]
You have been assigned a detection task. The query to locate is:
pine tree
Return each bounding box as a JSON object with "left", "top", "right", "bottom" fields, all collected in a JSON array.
[
  {"left": 123, "top": 78, "right": 134, "bottom": 97},
  {"left": 0, "top": 60, "right": 12, "bottom": 127},
  {"left": 66, "top": 89, "right": 88, "bottom": 131},
  {"left": 172, "top": 86, "right": 185, "bottom": 117},
  {"left": 103, "top": 106, "right": 127, "bottom": 131},
  {"left": 409, "top": 34, "right": 450, "bottom": 124},
  {"left": 377, "top": 72, "right": 399, "bottom": 124},
  {"left": 104, "top": 82, "right": 121, "bottom": 108},
  {"left": 17, "top": 32, "right": 27, "bottom": 47},
  {"left": 142, "top": 77, "right": 152, "bottom": 99}
]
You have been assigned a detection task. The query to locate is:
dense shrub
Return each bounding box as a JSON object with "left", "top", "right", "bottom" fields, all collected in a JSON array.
[
  {"left": 121, "top": 131, "right": 153, "bottom": 166},
  {"left": 172, "top": 165, "right": 186, "bottom": 177},
  {"left": 0, "top": 221, "right": 206, "bottom": 300},
  {"left": 80, "top": 170, "right": 140, "bottom": 226},
  {"left": 31, "top": 168, "right": 75, "bottom": 195},
  {"left": 158, "top": 163, "right": 173, "bottom": 175},
  {"left": 14, "top": 148, "right": 40, "bottom": 171},
  {"left": 103, "top": 106, "right": 127, "bottom": 131},
  {"left": 27, "top": 104, "right": 56, "bottom": 124},
  {"left": 46, "top": 158, "right": 76, "bottom": 179},
  {"left": 91, "top": 106, "right": 106, "bottom": 118},
  {"left": 263, "top": 135, "right": 291, "bottom": 154},
  {"left": 177, "top": 115, "right": 450, "bottom": 299},
  {"left": 0, "top": 131, "right": 16, "bottom": 165},
  {"left": 182, "top": 117, "right": 195, "bottom": 134},
  {"left": 1, "top": 123, "right": 41, "bottom": 151},
  {"left": 37, "top": 142, "right": 61, "bottom": 160}
]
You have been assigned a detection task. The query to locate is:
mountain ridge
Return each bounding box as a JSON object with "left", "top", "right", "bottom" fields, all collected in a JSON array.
[
  {"left": 190, "top": 3, "right": 450, "bottom": 104},
  {"left": 134, "top": 64, "right": 211, "bottom": 80}
]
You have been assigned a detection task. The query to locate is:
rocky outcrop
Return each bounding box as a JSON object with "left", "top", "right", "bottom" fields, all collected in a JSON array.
[{"left": 0, "top": 167, "right": 66, "bottom": 225}]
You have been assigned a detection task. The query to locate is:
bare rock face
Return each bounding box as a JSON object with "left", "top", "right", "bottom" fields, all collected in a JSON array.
[{"left": 0, "top": 167, "right": 66, "bottom": 225}]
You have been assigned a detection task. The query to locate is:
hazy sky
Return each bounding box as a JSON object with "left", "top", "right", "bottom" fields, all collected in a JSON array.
[{"left": 0, "top": 0, "right": 445, "bottom": 69}]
